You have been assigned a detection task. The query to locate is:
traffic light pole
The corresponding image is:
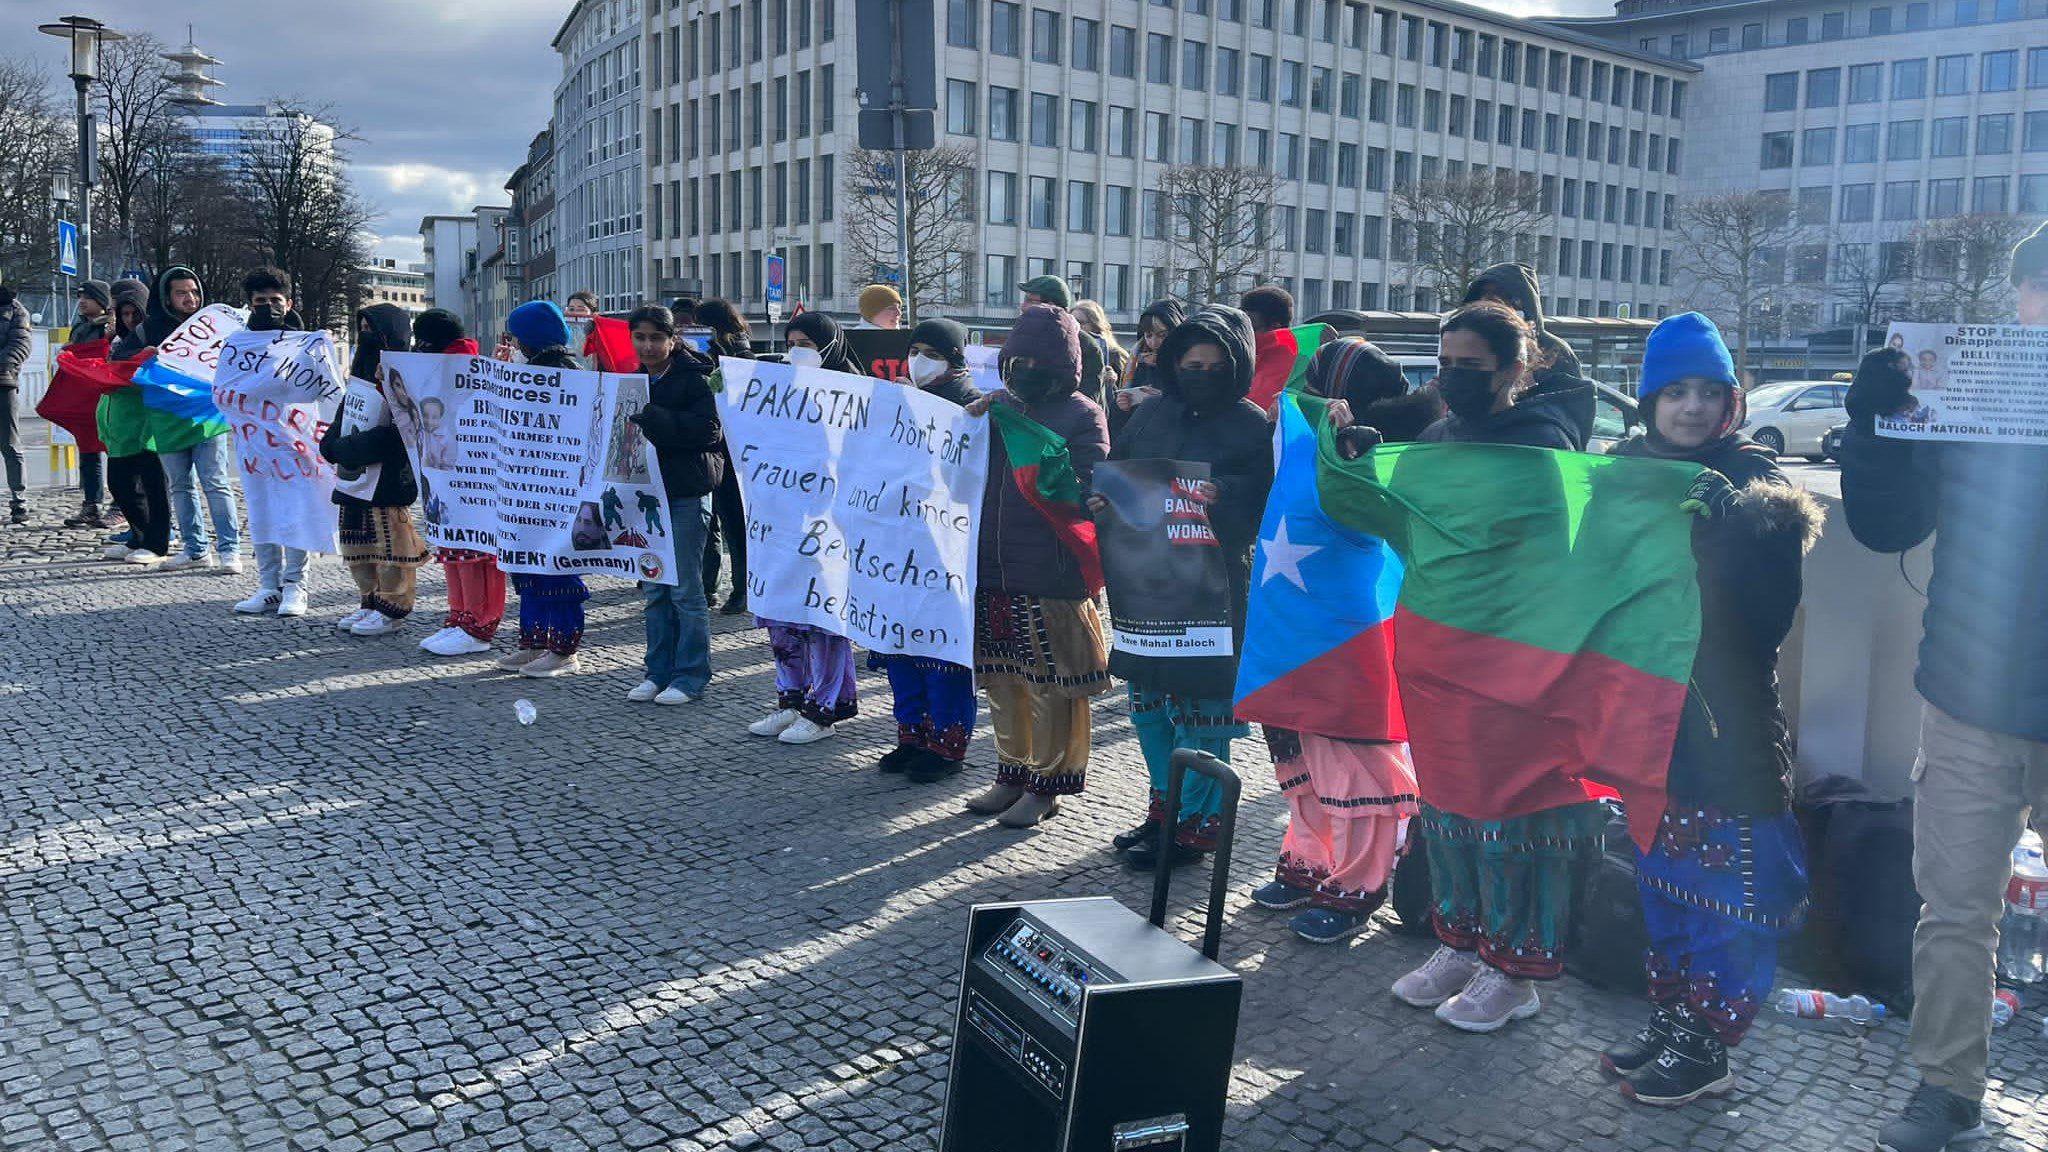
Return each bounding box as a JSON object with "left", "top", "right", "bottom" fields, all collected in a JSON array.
[
  {"left": 888, "top": 0, "right": 911, "bottom": 314},
  {"left": 72, "top": 76, "right": 93, "bottom": 283}
]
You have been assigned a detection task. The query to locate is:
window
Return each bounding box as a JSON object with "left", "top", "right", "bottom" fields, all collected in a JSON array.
[
  {"left": 1848, "top": 63, "right": 1882, "bottom": 104},
  {"left": 1020, "top": 8, "right": 1056, "bottom": 63},
  {"left": 1845, "top": 122, "right": 1879, "bottom": 162},
  {"left": 1803, "top": 126, "right": 1836, "bottom": 165},
  {"left": 1304, "top": 208, "right": 1327, "bottom": 254},
  {"left": 2021, "top": 174, "right": 2048, "bottom": 213},
  {"left": 1179, "top": 118, "right": 1204, "bottom": 162},
  {"left": 1741, "top": 22, "right": 1763, "bottom": 49},
  {"left": 1218, "top": 48, "right": 1242, "bottom": 95},
  {"left": 1893, "top": 58, "right": 1927, "bottom": 99},
  {"left": 1882, "top": 180, "right": 1917, "bottom": 220},
  {"left": 1145, "top": 111, "right": 1171, "bottom": 161},
  {"left": 1928, "top": 177, "right": 1964, "bottom": 217},
  {"left": 946, "top": 80, "right": 977, "bottom": 134},
  {"left": 1368, "top": 78, "right": 1388, "bottom": 121},
  {"left": 1110, "top": 26, "right": 1137, "bottom": 77},
  {"left": 987, "top": 171, "right": 1018, "bottom": 224},
  {"left": 1887, "top": 118, "right": 1922, "bottom": 159},
  {"left": 1184, "top": 41, "right": 1208, "bottom": 90},
  {"left": 1448, "top": 94, "right": 1466, "bottom": 137},
  {"left": 1424, "top": 90, "right": 1442, "bottom": 132},
  {"left": 1982, "top": 50, "right": 2017, "bottom": 92},
  {"left": 1277, "top": 131, "right": 1299, "bottom": 178},
  {"left": 1764, "top": 73, "right": 1798, "bottom": 111},
  {"left": 1073, "top": 18, "right": 1100, "bottom": 70},
  {"left": 2033, "top": 47, "right": 2048, "bottom": 88},
  {"left": 985, "top": 255, "right": 1016, "bottom": 308},
  {"left": 1311, "top": 66, "right": 1332, "bottom": 111},
  {"left": 1307, "top": 138, "right": 1330, "bottom": 183},
  {"left": 1332, "top": 211, "right": 1355, "bottom": 256},
  {"left": 1147, "top": 33, "right": 1173, "bottom": 84},
  {"left": 1028, "top": 175, "right": 1056, "bottom": 228},
  {"left": 1808, "top": 68, "right": 1841, "bottom": 107},
  {"left": 1396, "top": 84, "right": 1416, "bottom": 127},
  {"left": 1211, "top": 124, "right": 1237, "bottom": 164},
  {"left": 1108, "top": 107, "right": 1135, "bottom": 156},
  {"left": 1930, "top": 115, "right": 1966, "bottom": 156},
  {"left": 1248, "top": 127, "right": 1270, "bottom": 167},
  {"left": 1366, "top": 146, "right": 1387, "bottom": 190},
  {"left": 1337, "top": 142, "right": 1359, "bottom": 187},
  {"left": 1251, "top": 54, "right": 1273, "bottom": 101},
  {"left": 1105, "top": 186, "right": 1133, "bottom": 236},
  {"left": 1067, "top": 181, "right": 1094, "bottom": 232},
  {"left": 989, "top": 87, "right": 1019, "bottom": 141},
  {"left": 991, "top": 2, "right": 1021, "bottom": 55},
  {"left": 1104, "top": 264, "right": 1130, "bottom": 312},
  {"left": 1786, "top": 16, "right": 1810, "bottom": 44},
  {"left": 1029, "top": 93, "right": 1059, "bottom": 146},
  {"left": 947, "top": 0, "right": 978, "bottom": 47},
  {"left": 2028, "top": 110, "right": 2048, "bottom": 152},
  {"left": 1798, "top": 186, "right": 1831, "bottom": 224},
  {"left": 1761, "top": 131, "right": 1794, "bottom": 168},
  {"left": 1977, "top": 113, "right": 2013, "bottom": 154},
  {"left": 1935, "top": 54, "right": 1970, "bottom": 95},
  {"left": 1973, "top": 175, "right": 2010, "bottom": 214},
  {"left": 1841, "top": 183, "right": 1874, "bottom": 222},
  {"left": 1340, "top": 72, "right": 1360, "bottom": 116},
  {"left": 1282, "top": 62, "right": 1305, "bottom": 107},
  {"left": 1822, "top": 11, "right": 1847, "bottom": 39}
]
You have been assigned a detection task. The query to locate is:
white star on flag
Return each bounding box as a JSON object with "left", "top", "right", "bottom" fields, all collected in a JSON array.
[{"left": 1260, "top": 517, "right": 1320, "bottom": 591}]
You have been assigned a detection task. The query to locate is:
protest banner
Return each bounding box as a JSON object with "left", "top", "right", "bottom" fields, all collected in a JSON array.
[
  {"left": 1877, "top": 322, "right": 2048, "bottom": 445},
  {"left": 379, "top": 353, "right": 682, "bottom": 583},
  {"left": 844, "top": 328, "right": 910, "bottom": 382},
  {"left": 213, "top": 329, "right": 346, "bottom": 554},
  {"left": 717, "top": 357, "right": 988, "bottom": 666},
  {"left": 1093, "top": 458, "right": 1235, "bottom": 663},
  {"left": 332, "top": 377, "right": 388, "bottom": 502},
  {"left": 965, "top": 344, "right": 1002, "bottom": 395},
  {"left": 134, "top": 304, "right": 244, "bottom": 433}
]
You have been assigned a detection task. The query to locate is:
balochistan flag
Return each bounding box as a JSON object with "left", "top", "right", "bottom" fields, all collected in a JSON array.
[
  {"left": 1305, "top": 394, "right": 1704, "bottom": 851},
  {"left": 584, "top": 315, "right": 638, "bottom": 372},
  {"left": 38, "top": 338, "right": 115, "bottom": 452},
  {"left": 132, "top": 304, "right": 239, "bottom": 451},
  {"left": 987, "top": 401, "right": 1105, "bottom": 596},
  {"left": 1248, "top": 323, "right": 1333, "bottom": 410},
  {"left": 1234, "top": 394, "right": 1405, "bottom": 741}
]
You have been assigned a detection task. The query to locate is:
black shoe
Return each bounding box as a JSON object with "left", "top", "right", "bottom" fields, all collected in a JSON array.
[
  {"left": 7, "top": 505, "right": 26, "bottom": 526},
  {"left": 64, "top": 506, "right": 105, "bottom": 529},
  {"left": 1601, "top": 1008, "right": 1673, "bottom": 1077},
  {"left": 906, "top": 752, "right": 964, "bottom": 784},
  {"left": 877, "top": 745, "right": 922, "bottom": 773},
  {"left": 720, "top": 594, "right": 750, "bottom": 616},
  {"left": 1874, "top": 1083, "right": 1989, "bottom": 1152},
  {"left": 1125, "top": 837, "right": 1206, "bottom": 871},
  {"left": 1621, "top": 1006, "right": 1735, "bottom": 1108},
  {"left": 1111, "top": 819, "right": 1161, "bottom": 853}
]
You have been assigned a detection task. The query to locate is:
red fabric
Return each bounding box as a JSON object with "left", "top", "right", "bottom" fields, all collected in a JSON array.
[
  {"left": 1247, "top": 328, "right": 1299, "bottom": 411},
  {"left": 583, "top": 316, "right": 637, "bottom": 372},
  {"left": 1235, "top": 617, "right": 1406, "bottom": 743},
  {"left": 1009, "top": 462, "right": 1105, "bottom": 596},
  {"left": 444, "top": 338, "right": 481, "bottom": 357},
  {"left": 1393, "top": 607, "right": 1677, "bottom": 851},
  {"left": 38, "top": 341, "right": 138, "bottom": 454}
]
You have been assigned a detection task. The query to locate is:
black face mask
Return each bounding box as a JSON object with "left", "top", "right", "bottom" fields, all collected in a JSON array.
[
  {"left": 1006, "top": 365, "right": 1067, "bottom": 405},
  {"left": 247, "top": 303, "right": 289, "bottom": 332},
  {"left": 1436, "top": 367, "right": 1500, "bottom": 423},
  {"left": 1176, "top": 365, "right": 1235, "bottom": 410}
]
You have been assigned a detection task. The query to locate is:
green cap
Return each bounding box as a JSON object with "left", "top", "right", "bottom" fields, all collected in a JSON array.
[{"left": 1017, "top": 275, "right": 1073, "bottom": 309}]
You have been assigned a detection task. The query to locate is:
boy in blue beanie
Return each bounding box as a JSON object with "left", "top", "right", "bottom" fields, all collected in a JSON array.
[{"left": 495, "top": 299, "right": 590, "bottom": 677}]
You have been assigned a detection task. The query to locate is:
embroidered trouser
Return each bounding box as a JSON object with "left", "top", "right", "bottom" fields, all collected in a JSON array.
[
  {"left": 989, "top": 682, "right": 1089, "bottom": 796},
  {"left": 1424, "top": 801, "right": 1606, "bottom": 980},
  {"left": 440, "top": 549, "right": 506, "bottom": 641},
  {"left": 880, "top": 656, "right": 977, "bottom": 762},
  {"left": 767, "top": 622, "right": 858, "bottom": 724},
  {"left": 1272, "top": 732, "right": 1419, "bottom": 914},
  {"left": 1131, "top": 689, "right": 1246, "bottom": 850},
  {"left": 513, "top": 574, "right": 588, "bottom": 655}
]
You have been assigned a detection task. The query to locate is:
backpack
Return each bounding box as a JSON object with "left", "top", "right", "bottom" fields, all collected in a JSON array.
[
  {"left": 1565, "top": 802, "right": 1648, "bottom": 994},
  {"left": 1792, "top": 777, "right": 1918, "bottom": 1015}
]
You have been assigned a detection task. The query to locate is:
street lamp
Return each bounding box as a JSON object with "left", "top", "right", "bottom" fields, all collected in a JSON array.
[{"left": 38, "top": 15, "right": 126, "bottom": 283}]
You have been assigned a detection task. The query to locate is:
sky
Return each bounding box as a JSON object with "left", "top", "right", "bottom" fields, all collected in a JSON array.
[{"left": 5, "top": 0, "right": 1614, "bottom": 266}]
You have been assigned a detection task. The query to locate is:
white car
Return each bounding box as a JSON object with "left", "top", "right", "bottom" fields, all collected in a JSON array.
[{"left": 1739, "top": 381, "right": 1848, "bottom": 461}]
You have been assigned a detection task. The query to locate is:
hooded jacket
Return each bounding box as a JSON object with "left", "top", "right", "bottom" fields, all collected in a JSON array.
[
  {"left": 1417, "top": 378, "right": 1588, "bottom": 450},
  {"left": 1462, "top": 262, "right": 1593, "bottom": 440},
  {"left": 1109, "top": 305, "right": 1275, "bottom": 696},
  {"left": 977, "top": 331, "right": 1109, "bottom": 601},
  {"left": 0, "top": 290, "right": 30, "bottom": 391},
  {"left": 320, "top": 304, "right": 420, "bottom": 508},
  {"left": 1611, "top": 431, "right": 1822, "bottom": 814},
  {"left": 141, "top": 265, "right": 204, "bottom": 348},
  {"left": 98, "top": 279, "right": 154, "bottom": 457},
  {"left": 632, "top": 345, "right": 725, "bottom": 501},
  {"left": 1302, "top": 337, "right": 1446, "bottom": 445},
  {"left": 65, "top": 292, "right": 113, "bottom": 348},
  {"left": 135, "top": 265, "right": 232, "bottom": 454}
]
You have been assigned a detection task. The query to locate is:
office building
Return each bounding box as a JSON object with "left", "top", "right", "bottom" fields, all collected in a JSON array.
[
  {"left": 419, "top": 214, "right": 480, "bottom": 330},
  {"left": 461, "top": 206, "right": 515, "bottom": 349},
  {"left": 355, "top": 259, "right": 431, "bottom": 316},
  {"left": 511, "top": 128, "right": 560, "bottom": 306},
  {"left": 554, "top": 0, "right": 646, "bottom": 313}
]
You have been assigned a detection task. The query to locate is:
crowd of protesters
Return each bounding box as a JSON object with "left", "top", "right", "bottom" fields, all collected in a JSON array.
[{"left": 14, "top": 219, "right": 2045, "bottom": 1152}]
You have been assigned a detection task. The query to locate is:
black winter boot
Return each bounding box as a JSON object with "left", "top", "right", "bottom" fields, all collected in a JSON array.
[
  {"left": 1621, "top": 1005, "right": 1736, "bottom": 1107},
  {"left": 1601, "top": 1007, "right": 1674, "bottom": 1077}
]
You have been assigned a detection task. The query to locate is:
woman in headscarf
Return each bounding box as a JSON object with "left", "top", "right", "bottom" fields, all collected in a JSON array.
[
  {"left": 695, "top": 299, "right": 753, "bottom": 614},
  {"left": 320, "top": 303, "right": 431, "bottom": 638},
  {"left": 493, "top": 301, "right": 592, "bottom": 677},
  {"left": 100, "top": 278, "right": 172, "bottom": 564},
  {"left": 1109, "top": 299, "right": 1184, "bottom": 442},
  {"left": 408, "top": 310, "right": 502, "bottom": 658},
  {"left": 867, "top": 318, "right": 986, "bottom": 785},
  {"left": 782, "top": 311, "right": 863, "bottom": 375},
  {"left": 1094, "top": 304, "right": 1274, "bottom": 870}
]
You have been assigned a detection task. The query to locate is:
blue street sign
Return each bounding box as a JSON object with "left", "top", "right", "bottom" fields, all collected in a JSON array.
[
  {"left": 765, "top": 253, "right": 786, "bottom": 318},
  {"left": 56, "top": 220, "right": 79, "bottom": 277}
]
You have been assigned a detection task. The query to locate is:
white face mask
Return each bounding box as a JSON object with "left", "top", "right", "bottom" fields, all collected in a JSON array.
[
  {"left": 908, "top": 353, "right": 949, "bottom": 385},
  {"left": 786, "top": 346, "right": 823, "bottom": 369}
]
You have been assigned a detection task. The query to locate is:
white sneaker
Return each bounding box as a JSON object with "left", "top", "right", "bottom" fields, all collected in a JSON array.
[
  {"left": 424, "top": 630, "right": 491, "bottom": 657},
  {"left": 336, "top": 608, "right": 373, "bottom": 631},
  {"left": 777, "top": 716, "right": 836, "bottom": 745},
  {"left": 102, "top": 544, "right": 134, "bottom": 561},
  {"left": 125, "top": 549, "right": 164, "bottom": 566},
  {"left": 626, "top": 679, "right": 661, "bottom": 702},
  {"left": 520, "top": 652, "right": 581, "bottom": 678},
  {"left": 234, "top": 588, "right": 282, "bottom": 614},
  {"left": 161, "top": 551, "right": 212, "bottom": 572},
  {"left": 748, "top": 708, "right": 801, "bottom": 738},
  {"left": 1392, "top": 945, "right": 1484, "bottom": 1009},
  {"left": 350, "top": 611, "right": 402, "bottom": 637},
  {"left": 1435, "top": 966, "right": 1542, "bottom": 1034},
  {"left": 277, "top": 585, "right": 309, "bottom": 617},
  {"left": 217, "top": 553, "right": 244, "bottom": 575},
  {"left": 419, "top": 626, "right": 458, "bottom": 651},
  {"left": 654, "top": 686, "right": 694, "bottom": 705}
]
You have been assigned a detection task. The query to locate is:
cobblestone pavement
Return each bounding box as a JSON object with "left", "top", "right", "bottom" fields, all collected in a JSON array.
[{"left": 2, "top": 484, "right": 2044, "bottom": 1152}]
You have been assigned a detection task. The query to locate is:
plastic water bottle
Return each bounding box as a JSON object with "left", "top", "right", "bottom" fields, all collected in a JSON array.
[
  {"left": 1770, "top": 989, "right": 1887, "bottom": 1025},
  {"left": 1997, "top": 831, "right": 2048, "bottom": 984},
  {"left": 1991, "top": 989, "right": 2020, "bottom": 1028},
  {"left": 514, "top": 699, "right": 537, "bottom": 726}
]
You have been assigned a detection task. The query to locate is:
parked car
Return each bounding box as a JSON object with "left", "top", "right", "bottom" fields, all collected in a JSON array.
[
  {"left": 1738, "top": 381, "right": 1848, "bottom": 460},
  {"left": 1821, "top": 422, "right": 1847, "bottom": 462}
]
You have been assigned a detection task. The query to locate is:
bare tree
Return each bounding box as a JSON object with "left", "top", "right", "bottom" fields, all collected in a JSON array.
[
  {"left": 839, "top": 144, "right": 979, "bottom": 322},
  {"left": 1676, "top": 191, "right": 1813, "bottom": 377},
  {"left": 1150, "top": 164, "right": 1280, "bottom": 305},
  {"left": 1830, "top": 223, "right": 1917, "bottom": 347},
  {"left": 1911, "top": 213, "right": 2040, "bottom": 323},
  {"left": 91, "top": 33, "right": 182, "bottom": 274},
  {"left": 0, "top": 57, "right": 72, "bottom": 294},
  {"left": 235, "top": 104, "right": 373, "bottom": 328},
  {"left": 1391, "top": 170, "right": 1550, "bottom": 306}
]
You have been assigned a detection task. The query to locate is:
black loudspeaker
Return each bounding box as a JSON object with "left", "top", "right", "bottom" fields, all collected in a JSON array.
[{"left": 940, "top": 752, "right": 1245, "bottom": 1152}]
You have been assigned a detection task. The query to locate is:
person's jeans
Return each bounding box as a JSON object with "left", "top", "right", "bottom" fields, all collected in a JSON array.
[
  {"left": 641, "top": 496, "right": 712, "bottom": 694},
  {"left": 79, "top": 451, "right": 105, "bottom": 509},
  {"left": 254, "top": 542, "right": 309, "bottom": 591},
  {"left": 1908, "top": 704, "right": 2048, "bottom": 1102},
  {"left": 0, "top": 387, "right": 23, "bottom": 504},
  {"left": 160, "top": 434, "right": 240, "bottom": 558}
]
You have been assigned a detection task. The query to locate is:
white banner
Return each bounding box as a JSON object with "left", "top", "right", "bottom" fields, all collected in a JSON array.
[
  {"left": 213, "top": 329, "right": 345, "bottom": 554},
  {"left": 333, "top": 377, "right": 388, "bottom": 502},
  {"left": 1878, "top": 322, "right": 2048, "bottom": 445},
  {"left": 380, "top": 353, "right": 681, "bottom": 583},
  {"left": 153, "top": 304, "right": 246, "bottom": 387},
  {"left": 717, "top": 357, "right": 989, "bottom": 666}
]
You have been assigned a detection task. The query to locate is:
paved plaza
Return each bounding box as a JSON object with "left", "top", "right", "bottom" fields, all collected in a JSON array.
[{"left": 2, "top": 483, "right": 2044, "bottom": 1151}]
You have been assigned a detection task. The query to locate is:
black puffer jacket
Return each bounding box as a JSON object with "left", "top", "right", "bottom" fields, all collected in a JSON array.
[
  {"left": 1840, "top": 426, "right": 2048, "bottom": 742},
  {"left": 1109, "top": 305, "right": 1274, "bottom": 696},
  {"left": 321, "top": 304, "right": 420, "bottom": 509},
  {"left": 1612, "top": 432, "right": 1824, "bottom": 813},
  {"left": 1418, "top": 381, "right": 1589, "bottom": 450},
  {"left": 632, "top": 348, "right": 724, "bottom": 500},
  {"left": 1462, "top": 262, "right": 1592, "bottom": 440}
]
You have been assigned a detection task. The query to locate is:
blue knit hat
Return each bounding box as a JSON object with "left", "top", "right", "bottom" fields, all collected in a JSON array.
[
  {"left": 1638, "top": 311, "right": 1738, "bottom": 401},
  {"left": 506, "top": 300, "right": 572, "bottom": 352}
]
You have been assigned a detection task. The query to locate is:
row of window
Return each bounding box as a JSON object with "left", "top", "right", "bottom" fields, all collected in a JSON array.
[
  {"left": 943, "top": 0, "right": 1687, "bottom": 117},
  {"left": 649, "top": 1, "right": 834, "bottom": 89},
  {"left": 1761, "top": 111, "right": 2048, "bottom": 168},
  {"left": 1767, "top": 236, "right": 2007, "bottom": 288},
  {"left": 648, "top": 66, "right": 837, "bottom": 164},
  {"left": 1653, "top": 1, "right": 2030, "bottom": 59},
  {"left": 1808, "top": 173, "right": 2048, "bottom": 221},
  {"left": 1763, "top": 49, "right": 2048, "bottom": 111}
]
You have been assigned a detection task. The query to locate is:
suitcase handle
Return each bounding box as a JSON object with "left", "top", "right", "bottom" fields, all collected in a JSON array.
[{"left": 1148, "top": 748, "right": 1242, "bottom": 962}]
